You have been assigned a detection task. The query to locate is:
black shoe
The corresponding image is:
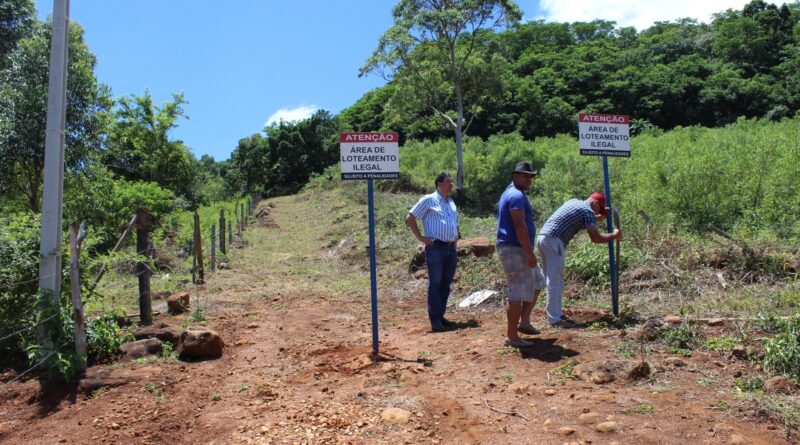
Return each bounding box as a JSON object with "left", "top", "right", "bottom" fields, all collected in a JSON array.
[
  {"left": 441, "top": 318, "right": 457, "bottom": 327},
  {"left": 431, "top": 324, "right": 448, "bottom": 332}
]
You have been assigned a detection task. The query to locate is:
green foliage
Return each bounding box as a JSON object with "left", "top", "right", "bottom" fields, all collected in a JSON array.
[
  {"left": 733, "top": 375, "right": 765, "bottom": 393},
  {"left": 564, "top": 240, "right": 611, "bottom": 286},
  {"left": 632, "top": 404, "right": 656, "bottom": 414},
  {"left": 102, "top": 91, "right": 199, "bottom": 203},
  {"left": 353, "top": 2, "right": 800, "bottom": 142},
  {"left": 86, "top": 311, "right": 133, "bottom": 363},
  {"left": 226, "top": 110, "right": 339, "bottom": 197},
  {"left": 0, "top": 0, "right": 35, "bottom": 70},
  {"left": 704, "top": 336, "right": 740, "bottom": 351},
  {"left": 0, "top": 212, "right": 43, "bottom": 356},
  {"left": 762, "top": 316, "right": 800, "bottom": 379},
  {"left": 361, "top": 0, "right": 523, "bottom": 187},
  {"left": 400, "top": 132, "right": 543, "bottom": 210},
  {"left": 0, "top": 19, "right": 111, "bottom": 212},
  {"left": 658, "top": 324, "right": 699, "bottom": 350}
]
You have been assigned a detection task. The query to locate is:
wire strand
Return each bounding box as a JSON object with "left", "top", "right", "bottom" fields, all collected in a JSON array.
[
  {"left": 0, "top": 313, "right": 59, "bottom": 345},
  {"left": 5, "top": 340, "right": 71, "bottom": 385},
  {"left": 0, "top": 273, "right": 58, "bottom": 292}
]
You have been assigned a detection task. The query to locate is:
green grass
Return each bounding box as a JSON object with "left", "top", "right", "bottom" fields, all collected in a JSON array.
[
  {"left": 704, "top": 336, "right": 740, "bottom": 351},
  {"left": 631, "top": 404, "right": 656, "bottom": 414}
]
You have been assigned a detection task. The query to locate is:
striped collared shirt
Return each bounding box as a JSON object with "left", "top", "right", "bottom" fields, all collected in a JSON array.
[
  {"left": 408, "top": 191, "right": 459, "bottom": 242},
  {"left": 539, "top": 199, "right": 597, "bottom": 247}
]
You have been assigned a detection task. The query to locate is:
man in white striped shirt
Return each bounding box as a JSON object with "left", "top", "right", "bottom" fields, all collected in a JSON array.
[{"left": 406, "top": 172, "right": 460, "bottom": 332}]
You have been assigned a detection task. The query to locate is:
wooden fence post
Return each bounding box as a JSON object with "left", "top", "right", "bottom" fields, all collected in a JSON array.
[
  {"left": 193, "top": 210, "right": 204, "bottom": 284},
  {"left": 219, "top": 209, "right": 226, "bottom": 255},
  {"left": 241, "top": 203, "right": 246, "bottom": 229},
  {"left": 190, "top": 238, "right": 196, "bottom": 284},
  {"left": 69, "top": 221, "right": 88, "bottom": 372},
  {"left": 136, "top": 207, "right": 153, "bottom": 326},
  {"left": 228, "top": 219, "right": 233, "bottom": 245},
  {"left": 210, "top": 224, "right": 216, "bottom": 273}
]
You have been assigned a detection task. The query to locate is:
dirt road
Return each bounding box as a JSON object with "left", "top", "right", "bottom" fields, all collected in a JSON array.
[{"left": 0, "top": 192, "right": 789, "bottom": 445}]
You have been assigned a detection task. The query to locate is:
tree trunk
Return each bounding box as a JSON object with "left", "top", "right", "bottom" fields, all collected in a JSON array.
[{"left": 450, "top": 45, "right": 465, "bottom": 191}]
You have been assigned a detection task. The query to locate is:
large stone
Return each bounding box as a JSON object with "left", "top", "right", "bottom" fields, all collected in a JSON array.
[
  {"left": 574, "top": 360, "right": 650, "bottom": 384},
  {"left": 167, "top": 291, "right": 190, "bottom": 314},
  {"left": 457, "top": 237, "right": 495, "bottom": 258},
  {"left": 177, "top": 326, "right": 224, "bottom": 359},
  {"left": 381, "top": 407, "right": 412, "bottom": 424},
  {"left": 595, "top": 421, "right": 619, "bottom": 433},
  {"left": 133, "top": 323, "right": 180, "bottom": 344},
  {"left": 120, "top": 338, "right": 163, "bottom": 361},
  {"left": 764, "top": 376, "right": 797, "bottom": 394},
  {"left": 78, "top": 366, "right": 162, "bottom": 395},
  {"left": 632, "top": 317, "right": 663, "bottom": 341},
  {"left": 579, "top": 412, "right": 602, "bottom": 424}
]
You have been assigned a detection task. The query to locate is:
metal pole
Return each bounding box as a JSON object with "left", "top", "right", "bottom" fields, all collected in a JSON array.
[
  {"left": 602, "top": 156, "right": 619, "bottom": 316},
  {"left": 38, "top": 0, "right": 70, "bottom": 352},
  {"left": 367, "top": 179, "right": 379, "bottom": 355}
]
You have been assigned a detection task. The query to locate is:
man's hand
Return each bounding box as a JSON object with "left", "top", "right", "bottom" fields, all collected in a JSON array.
[
  {"left": 613, "top": 229, "right": 622, "bottom": 240},
  {"left": 526, "top": 253, "right": 538, "bottom": 268},
  {"left": 418, "top": 236, "right": 433, "bottom": 246}
]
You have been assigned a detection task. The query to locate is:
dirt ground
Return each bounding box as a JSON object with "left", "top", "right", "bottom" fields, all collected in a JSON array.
[{"left": 0, "top": 195, "right": 792, "bottom": 445}]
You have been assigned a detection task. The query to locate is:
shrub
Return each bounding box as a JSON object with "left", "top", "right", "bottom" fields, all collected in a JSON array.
[{"left": 762, "top": 316, "right": 800, "bottom": 379}]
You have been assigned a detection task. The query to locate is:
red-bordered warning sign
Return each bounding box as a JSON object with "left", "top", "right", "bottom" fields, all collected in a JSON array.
[
  {"left": 578, "top": 114, "right": 630, "bottom": 157},
  {"left": 340, "top": 132, "right": 400, "bottom": 180}
]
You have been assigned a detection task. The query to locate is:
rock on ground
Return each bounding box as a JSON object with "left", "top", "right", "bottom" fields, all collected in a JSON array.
[
  {"left": 133, "top": 323, "right": 181, "bottom": 344},
  {"left": 381, "top": 407, "right": 412, "bottom": 424},
  {"left": 177, "top": 326, "right": 224, "bottom": 359},
  {"left": 574, "top": 360, "right": 650, "bottom": 384},
  {"left": 764, "top": 376, "right": 797, "bottom": 394},
  {"left": 120, "top": 338, "right": 163, "bottom": 361},
  {"left": 167, "top": 291, "right": 191, "bottom": 314},
  {"left": 78, "top": 366, "right": 162, "bottom": 395},
  {"left": 456, "top": 237, "right": 495, "bottom": 258}
]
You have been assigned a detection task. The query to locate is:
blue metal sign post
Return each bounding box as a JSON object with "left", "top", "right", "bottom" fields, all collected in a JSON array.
[
  {"left": 367, "top": 179, "right": 380, "bottom": 354},
  {"left": 340, "top": 132, "right": 400, "bottom": 356},
  {"left": 602, "top": 156, "right": 619, "bottom": 316},
  {"left": 578, "top": 114, "right": 629, "bottom": 317}
]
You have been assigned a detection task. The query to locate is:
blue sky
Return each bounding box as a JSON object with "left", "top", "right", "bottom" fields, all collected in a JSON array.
[{"left": 34, "top": 1, "right": 759, "bottom": 161}]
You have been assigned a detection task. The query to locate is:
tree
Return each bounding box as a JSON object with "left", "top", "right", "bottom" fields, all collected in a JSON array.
[
  {"left": 102, "top": 91, "right": 198, "bottom": 203},
  {"left": 0, "top": 19, "right": 110, "bottom": 211},
  {"left": 360, "top": 0, "right": 521, "bottom": 190},
  {"left": 0, "top": 0, "right": 34, "bottom": 70}
]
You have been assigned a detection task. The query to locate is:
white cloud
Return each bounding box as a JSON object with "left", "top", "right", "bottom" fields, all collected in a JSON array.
[
  {"left": 265, "top": 105, "right": 319, "bottom": 127},
  {"left": 536, "top": 1, "right": 781, "bottom": 30}
]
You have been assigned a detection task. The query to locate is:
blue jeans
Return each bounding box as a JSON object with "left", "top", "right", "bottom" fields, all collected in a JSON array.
[{"left": 425, "top": 244, "right": 458, "bottom": 326}]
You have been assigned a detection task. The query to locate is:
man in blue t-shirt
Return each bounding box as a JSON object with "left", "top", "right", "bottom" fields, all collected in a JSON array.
[
  {"left": 496, "top": 162, "right": 546, "bottom": 348},
  {"left": 538, "top": 193, "right": 622, "bottom": 327}
]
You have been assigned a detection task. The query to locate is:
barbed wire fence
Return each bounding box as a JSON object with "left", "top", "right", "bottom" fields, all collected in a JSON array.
[{"left": 1, "top": 194, "right": 261, "bottom": 383}]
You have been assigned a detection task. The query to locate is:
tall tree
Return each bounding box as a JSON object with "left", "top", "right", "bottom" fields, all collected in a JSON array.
[
  {"left": 0, "top": 19, "right": 110, "bottom": 211},
  {"left": 102, "top": 91, "right": 198, "bottom": 203},
  {"left": 0, "top": 0, "right": 34, "bottom": 70},
  {"left": 360, "top": 0, "right": 521, "bottom": 190}
]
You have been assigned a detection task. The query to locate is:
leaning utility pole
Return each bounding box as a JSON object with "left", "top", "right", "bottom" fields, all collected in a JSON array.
[{"left": 38, "top": 0, "right": 70, "bottom": 352}]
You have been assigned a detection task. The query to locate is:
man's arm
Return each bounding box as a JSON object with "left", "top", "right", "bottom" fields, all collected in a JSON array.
[
  {"left": 586, "top": 226, "right": 622, "bottom": 244},
  {"left": 406, "top": 213, "right": 432, "bottom": 245},
  {"left": 510, "top": 209, "right": 537, "bottom": 268}
]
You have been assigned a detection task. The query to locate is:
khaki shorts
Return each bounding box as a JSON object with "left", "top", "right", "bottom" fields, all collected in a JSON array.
[{"left": 498, "top": 244, "right": 546, "bottom": 302}]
